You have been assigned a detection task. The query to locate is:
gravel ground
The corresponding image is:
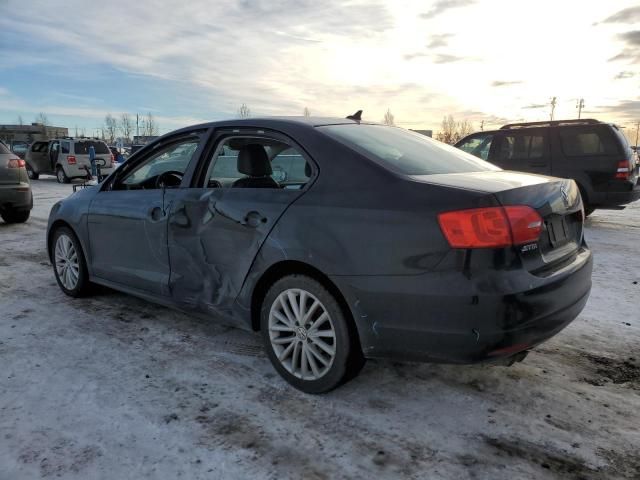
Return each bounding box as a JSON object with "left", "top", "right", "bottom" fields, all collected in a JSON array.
[{"left": 1, "top": 177, "right": 639, "bottom": 480}]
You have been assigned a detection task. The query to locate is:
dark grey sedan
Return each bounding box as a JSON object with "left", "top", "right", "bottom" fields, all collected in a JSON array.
[
  {"left": 47, "top": 117, "right": 592, "bottom": 392},
  {"left": 0, "top": 140, "right": 32, "bottom": 223}
]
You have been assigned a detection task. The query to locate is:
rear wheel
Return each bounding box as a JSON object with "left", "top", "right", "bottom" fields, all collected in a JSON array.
[
  {"left": 25, "top": 163, "right": 39, "bottom": 180},
  {"left": 1, "top": 209, "right": 30, "bottom": 223},
  {"left": 56, "top": 166, "right": 69, "bottom": 184},
  {"left": 260, "top": 274, "right": 364, "bottom": 393},
  {"left": 52, "top": 227, "right": 91, "bottom": 297}
]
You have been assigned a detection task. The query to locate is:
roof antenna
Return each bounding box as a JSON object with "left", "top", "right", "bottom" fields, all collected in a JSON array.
[{"left": 346, "top": 110, "right": 362, "bottom": 121}]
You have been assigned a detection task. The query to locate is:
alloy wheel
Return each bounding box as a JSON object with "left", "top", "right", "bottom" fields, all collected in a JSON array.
[
  {"left": 54, "top": 234, "right": 80, "bottom": 290},
  {"left": 268, "top": 288, "right": 336, "bottom": 381}
]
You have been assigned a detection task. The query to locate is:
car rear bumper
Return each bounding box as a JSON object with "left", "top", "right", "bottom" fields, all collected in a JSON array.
[
  {"left": 332, "top": 247, "right": 593, "bottom": 363},
  {"left": 592, "top": 179, "right": 640, "bottom": 207},
  {"left": 65, "top": 164, "right": 115, "bottom": 178},
  {"left": 0, "top": 183, "right": 33, "bottom": 212}
]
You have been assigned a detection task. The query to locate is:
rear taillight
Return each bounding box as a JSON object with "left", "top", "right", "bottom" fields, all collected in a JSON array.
[
  {"left": 438, "top": 206, "right": 542, "bottom": 249},
  {"left": 7, "top": 158, "right": 25, "bottom": 168},
  {"left": 110, "top": 153, "right": 114, "bottom": 165},
  {"left": 615, "top": 160, "right": 631, "bottom": 180},
  {"left": 67, "top": 155, "right": 76, "bottom": 165}
]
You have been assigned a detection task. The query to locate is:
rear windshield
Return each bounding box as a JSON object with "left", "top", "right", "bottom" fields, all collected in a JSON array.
[
  {"left": 559, "top": 127, "right": 619, "bottom": 156},
  {"left": 74, "top": 141, "right": 110, "bottom": 154},
  {"left": 319, "top": 124, "right": 500, "bottom": 175},
  {"left": 0, "top": 142, "right": 10, "bottom": 154}
]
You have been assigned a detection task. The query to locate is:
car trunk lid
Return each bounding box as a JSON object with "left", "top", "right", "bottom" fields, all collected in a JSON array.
[{"left": 411, "top": 170, "right": 584, "bottom": 273}]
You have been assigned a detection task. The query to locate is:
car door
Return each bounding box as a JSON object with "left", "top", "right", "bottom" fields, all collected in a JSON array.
[
  {"left": 49, "top": 140, "right": 60, "bottom": 171},
  {"left": 28, "top": 141, "right": 51, "bottom": 172},
  {"left": 167, "top": 128, "right": 314, "bottom": 320},
  {"left": 87, "top": 131, "right": 206, "bottom": 295},
  {"left": 492, "top": 128, "right": 551, "bottom": 175}
]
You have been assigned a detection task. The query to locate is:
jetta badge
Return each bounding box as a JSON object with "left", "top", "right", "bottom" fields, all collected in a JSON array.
[{"left": 560, "top": 183, "right": 570, "bottom": 207}]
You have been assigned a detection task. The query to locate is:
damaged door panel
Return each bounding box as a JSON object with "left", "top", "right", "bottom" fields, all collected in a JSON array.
[{"left": 167, "top": 187, "right": 304, "bottom": 321}]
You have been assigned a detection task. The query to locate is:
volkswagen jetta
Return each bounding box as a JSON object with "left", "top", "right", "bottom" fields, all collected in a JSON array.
[{"left": 47, "top": 116, "right": 593, "bottom": 393}]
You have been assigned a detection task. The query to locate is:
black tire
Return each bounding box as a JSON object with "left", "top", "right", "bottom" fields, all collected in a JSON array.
[
  {"left": 584, "top": 205, "right": 595, "bottom": 217},
  {"left": 51, "top": 226, "right": 92, "bottom": 297},
  {"left": 56, "top": 166, "right": 70, "bottom": 184},
  {"left": 25, "top": 163, "right": 39, "bottom": 180},
  {"left": 260, "top": 274, "right": 364, "bottom": 393},
  {"left": 1, "top": 209, "right": 30, "bottom": 223}
]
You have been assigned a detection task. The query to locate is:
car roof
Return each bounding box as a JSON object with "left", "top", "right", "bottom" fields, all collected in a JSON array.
[{"left": 166, "top": 116, "right": 381, "bottom": 136}]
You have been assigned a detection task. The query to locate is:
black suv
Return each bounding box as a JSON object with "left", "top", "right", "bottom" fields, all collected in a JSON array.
[{"left": 455, "top": 119, "right": 640, "bottom": 215}]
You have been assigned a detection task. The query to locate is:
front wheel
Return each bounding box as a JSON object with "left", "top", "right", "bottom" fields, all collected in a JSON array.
[
  {"left": 260, "top": 275, "right": 364, "bottom": 393},
  {"left": 52, "top": 227, "right": 91, "bottom": 297}
]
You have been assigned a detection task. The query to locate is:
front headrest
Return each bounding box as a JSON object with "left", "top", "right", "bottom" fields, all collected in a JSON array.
[{"left": 237, "top": 144, "right": 271, "bottom": 177}]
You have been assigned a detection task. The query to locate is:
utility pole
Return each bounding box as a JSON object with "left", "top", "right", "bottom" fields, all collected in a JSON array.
[
  {"left": 635, "top": 121, "right": 639, "bottom": 149},
  {"left": 136, "top": 113, "right": 139, "bottom": 139},
  {"left": 480, "top": 120, "right": 485, "bottom": 131},
  {"left": 550, "top": 96, "right": 557, "bottom": 121},
  {"left": 576, "top": 98, "right": 584, "bottom": 119}
]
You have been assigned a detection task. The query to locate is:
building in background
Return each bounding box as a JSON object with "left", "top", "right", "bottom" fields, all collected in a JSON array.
[{"left": 0, "top": 123, "right": 69, "bottom": 157}]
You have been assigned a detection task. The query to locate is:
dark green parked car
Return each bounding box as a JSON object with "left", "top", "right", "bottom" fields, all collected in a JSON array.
[{"left": 0, "top": 140, "right": 32, "bottom": 223}]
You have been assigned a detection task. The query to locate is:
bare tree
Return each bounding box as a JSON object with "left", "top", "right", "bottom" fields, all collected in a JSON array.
[
  {"left": 383, "top": 108, "right": 395, "bottom": 126},
  {"left": 435, "top": 115, "right": 474, "bottom": 144},
  {"left": 303, "top": 107, "right": 311, "bottom": 117},
  {"left": 238, "top": 103, "right": 251, "bottom": 118},
  {"left": 119, "top": 113, "right": 133, "bottom": 143},
  {"left": 17, "top": 115, "right": 23, "bottom": 126},
  {"left": 104, "top": 114, "right": 118, "bottom": 144},
  {"left": 142, "top": 113, "right": 159, "bottom": 137},
  {"left": 35, "top": 112, "right": 49, "bottom": 125}
]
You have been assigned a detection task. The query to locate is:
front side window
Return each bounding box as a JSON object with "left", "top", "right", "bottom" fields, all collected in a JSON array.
[
  {"left": 319, "top": 124, "right": 499, "bottom": 175},
  {"left": 497, "top": 134, "right": 545, "bottom": 160},
  {"left": 204, "top": 136, "right": 311, "bottom": 189},
  {"left": 116, "top": 137, "right": 201, "bottom": 190},
  {"left": 559, "top": 128, "right": 618, "bottom": 156},
  {"left": 457, "top": 134, "right": 494, "bottom": 160}
]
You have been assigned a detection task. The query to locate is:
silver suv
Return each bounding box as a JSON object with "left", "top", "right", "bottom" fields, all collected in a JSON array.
[{"left": 25, "top": 138, "right": 115, "bottom": 183}]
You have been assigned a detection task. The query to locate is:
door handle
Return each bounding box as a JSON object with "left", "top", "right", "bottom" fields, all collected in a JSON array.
[
  {"left": 242, "top": 211, "right": 267, "bottom": 227},
  {"left": 149, "top": 206, "right": 165, "bottom": 222}
]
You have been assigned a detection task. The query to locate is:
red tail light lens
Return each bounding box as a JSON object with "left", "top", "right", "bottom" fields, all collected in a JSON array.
[
  {"left": 7, "top": 158, "right": 26, "bottom": 168},
  {"left": 438, "top": 206, "right": 542, "bottom": 249},
  {"left": 504, "top": 206, "right": 543, "bottom": 245},
  {"left": 615, "top": 160, "right": 630, "bottom": 180},
  {"left": 110, "top": 153, "right": 114, "bottom": 166},
  {"left": 67, "top": 155, "right": 76, "bottom": 165}
]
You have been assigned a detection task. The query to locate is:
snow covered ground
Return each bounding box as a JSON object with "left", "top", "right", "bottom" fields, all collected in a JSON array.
[{"left": 1, "top": 177, "right": 639, "bottom": 480}]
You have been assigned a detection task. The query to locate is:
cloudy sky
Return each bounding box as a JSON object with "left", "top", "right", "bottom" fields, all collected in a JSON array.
[{"left": 0, "top": 0, "right": 638, "bottom": 135}]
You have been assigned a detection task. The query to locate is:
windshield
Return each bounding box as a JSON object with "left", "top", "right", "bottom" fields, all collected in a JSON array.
[
  {"left": 320, "top": 124, "right": 500, "bottom": 175},
  {"left": 74, "top": 141, "right": 110, "bottom": 154}
]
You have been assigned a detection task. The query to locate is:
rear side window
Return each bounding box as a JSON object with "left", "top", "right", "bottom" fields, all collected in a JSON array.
[
  {"left": 74, "top": 141, "right": 110, "bottom": 154},
  {"left": 0, "top": 142, "right": 10, "bottom": 154},
  {"left": 31, "top": 142, "right": 48, "bottom": 152},
  {"left": 61, "top": 141, "right": 70, "bottom": 154},
  {"left": 559, "top": 128, "right": 618, "bottom": 156},
  {"left": 320, "top": 124, "right": 499, "bottom": 175},
  {"left": 498, "top": 134, "right": 546, "bottom": 160}
]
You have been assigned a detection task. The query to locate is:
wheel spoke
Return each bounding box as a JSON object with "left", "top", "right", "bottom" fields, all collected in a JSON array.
[
  {"left": 311, "top": 337, "right": 335, "bottom": 356},
  {"left": 308, "top": 312, "right": 329, "bottom": 333},
  {"left": 308, "top": 329, "right": 335, "bottom": 339},
  {"left": 278, "top": 296, "right": 296, "bottom": 326},
  {"left": 301, "top": 343, "right": 309, "bottom": 378},
  {"left": 305, "top": 345, "right": 321, "bottom": 376},
  {"left": 272, "top": 309, "right": 294, "bottom": 328},
  {"left": 307, "top": 343, "right": 330, "bottom": 366},
  {"left": 272, "top": 335, "right": 296, "bottom": 345},
  {"left": 291, "top": 341, "right": 301, "bottom": 375},
  {"left": 278, "top": 340, "right": 296, "bottom": 361},
  {"left": 300, "top": 299, "right": 320, "bottom": 326},
  {"left": 287, "top": 291, "right": 300, "bottom": 320},
  {"left": 269, "top": 324, "right": 294, "bottom": 333}
]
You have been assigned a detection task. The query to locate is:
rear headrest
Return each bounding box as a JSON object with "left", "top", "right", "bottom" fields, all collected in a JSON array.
[{"left": 237, "top": 144, "right": 271, "bottom": 177}]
